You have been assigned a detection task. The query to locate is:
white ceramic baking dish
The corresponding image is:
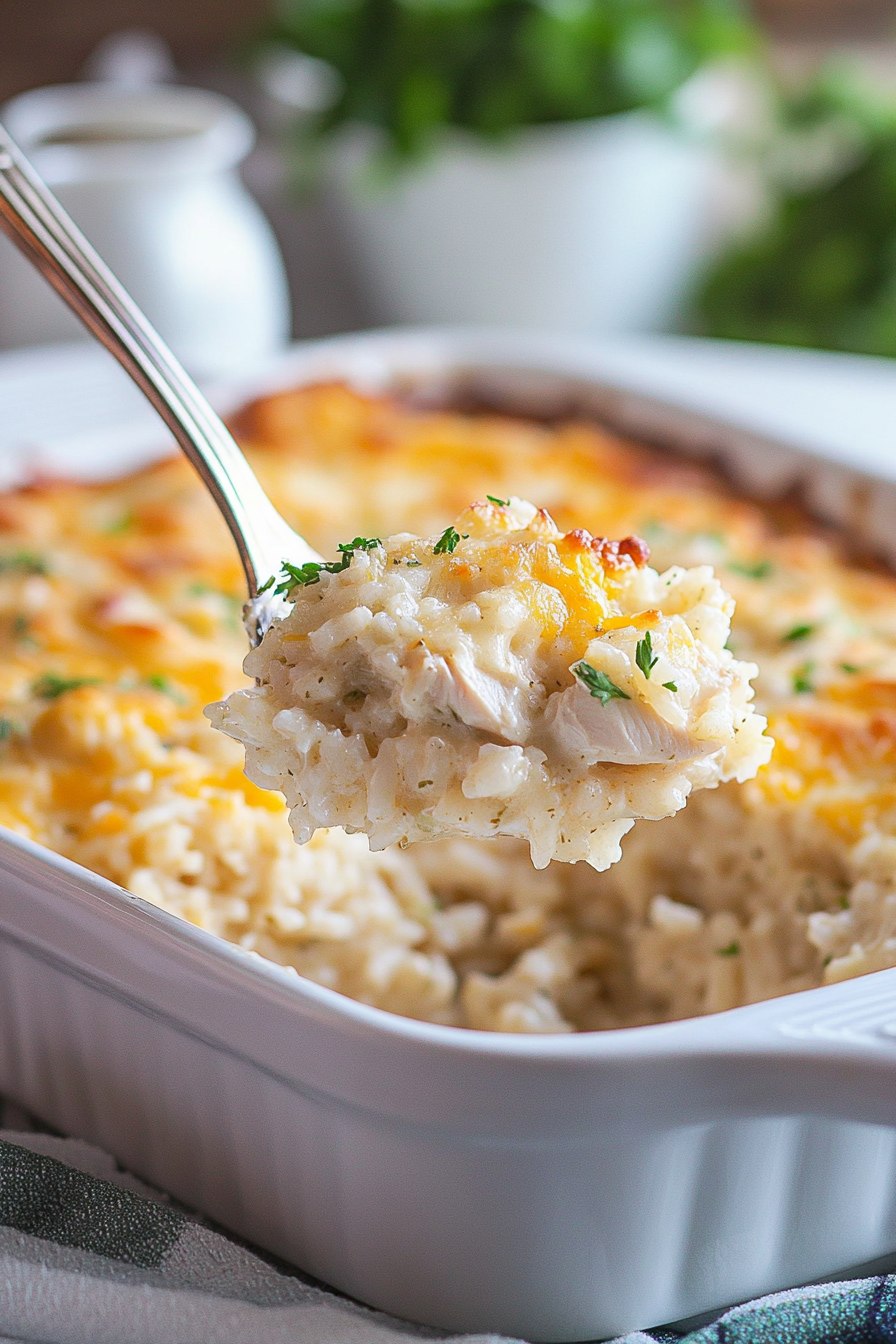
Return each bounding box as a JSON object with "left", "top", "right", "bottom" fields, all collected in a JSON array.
[{"left": 2, "top": 329, "right": 896, "bottom": 1343}]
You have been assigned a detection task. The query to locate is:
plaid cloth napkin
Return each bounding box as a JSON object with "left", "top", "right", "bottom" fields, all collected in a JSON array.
[{"left": 0, "top": 1109, "right": 893, "bottom": 1344}]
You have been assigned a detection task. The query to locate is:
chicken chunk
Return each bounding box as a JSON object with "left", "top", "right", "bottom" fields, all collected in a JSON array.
[{"left": 206, "top": 499, "right": 771, "bottom": 869}]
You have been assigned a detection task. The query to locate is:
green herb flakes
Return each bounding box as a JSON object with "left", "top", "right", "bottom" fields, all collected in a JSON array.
[
  {"left": 103, "top": 512, "right": 134, "bottom": 536},
  {"left": 573, "top": 662, "right": 630, "bottom": 705},
  {"left": 635, "top": 630, "right": 658, "bottom": 680},
  {"left": 12, "top": 614, "right": 36, "bottom": 648},
  {"left": 275, "top": 561, "right": 324, "bottom": 592},
  {"left": 145, "top": 674, "right": 187, "bottom": 704},
  {"left": 717, "top": 941, "right": 740, "bottom": 957},
  {"left": 275, "top": 538, "right": 381, "bottom": 595},
  {"left": 783, "top": 623, "right": 813, "bottom": 643},
  {"left": 433, "top": 527, "right": 467, "bottom": 555},
  {"left": 662, "top": 681, "right": 678, "bottom": 692},
  {"left": 728, "top": 559, "right": 772, "bottom": 580},
  {"left": 486, "top": 495, "right": 510, "bottom": 507},
  {"left": 32, "top": 673, "right": 100, "bottom": 701},
  {"left": 792, "top": 662, "right": 815, "bottom": 694},
  {"left": 0, "top": 551, "right": 48, "bottom": 577}
]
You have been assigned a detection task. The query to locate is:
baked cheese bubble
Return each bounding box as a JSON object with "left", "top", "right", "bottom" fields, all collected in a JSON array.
[{"left": 207, "top": 498, "right": 771, "bottom": 869}]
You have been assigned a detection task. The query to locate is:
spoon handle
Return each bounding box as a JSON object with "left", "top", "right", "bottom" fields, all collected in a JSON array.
[{"left": 0, "top": 122, "right": 316, "bottom": 634}]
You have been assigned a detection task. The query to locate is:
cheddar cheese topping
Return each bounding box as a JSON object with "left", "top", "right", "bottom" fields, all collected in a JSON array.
[
  {"left": 209, "top": 497, "right": 769, "bottom": 868},
  {"left": 0, "top": 380, "right": 893, "bottom": 1030}
]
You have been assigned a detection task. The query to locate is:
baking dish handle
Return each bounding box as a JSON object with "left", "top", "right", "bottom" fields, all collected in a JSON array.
[{"left": 677, "top": 967, "right": 896, "bottom": 1130}]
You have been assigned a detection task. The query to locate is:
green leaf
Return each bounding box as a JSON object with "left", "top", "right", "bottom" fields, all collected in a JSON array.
[
  {"left": 486, "top": 495, "right": 510, "bottom": 506},
  {"left": 635, "top": 630, "right": 659, "bottom": 679},
  {"left": 662, "top": 680, "right": 678, "bottom": 692},
  {"left": 783, "top": 623, "right": 814, "bottom": 642},
  {"left": 32, "top": 674, "right": 100, "bottom": 700},
  {"left": 433, "top": 526, "right": 463, "bottom": 554},
  {"left": 717, "top": 940, "right": 740, "bottom": 957},
  {"left": 792, "top": 662, "right": 815, "bottom": 694},
  {"left": 694, "top": 75, "right": 896, "bottom": 362},
  {"left": 275, "top": 561, "right": 325, "bottom": 593},
  {"left": 271, "top": 0, "right": 760, "bottom": 162},
  {"left": 573, "top": 661, "right": 630, "bottom": 705},
  {"left": 145, "top": 674, "right": 188, "bottom": 704},
  {"left": 275, "top": 538, "right": 381, "bottom": 595},
  {"left": 728, "top": 559, "right": 773, "bottom": 580},
  {"left": 0, "top": 551, "right": 48, "bottom": 577}
]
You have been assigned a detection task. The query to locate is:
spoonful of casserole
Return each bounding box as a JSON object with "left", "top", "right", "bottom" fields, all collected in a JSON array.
[
  {"left": 0, "top": 123, "right": 771, "bottom": 872},
  {"left": 207, "top": 500, "right": 770, "bottom": 869}
]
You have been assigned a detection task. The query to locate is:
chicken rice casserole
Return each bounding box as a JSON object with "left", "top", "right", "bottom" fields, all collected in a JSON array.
[
  {"left": 0, "top": 382, "right": 892, "bottom": 1033},
  {"left": 208, "top": 498, "right": 769, "bottom": 869}
]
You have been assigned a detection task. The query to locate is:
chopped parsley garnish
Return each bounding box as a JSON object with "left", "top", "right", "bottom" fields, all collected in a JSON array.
[
  {"left": 275, "top": 538, "right": 380, "bottom": 595},
  {"left": 840, "top": 662, "right": 860, "bottom": 674},
  {"left": 145, "top": 674, "right": 186, "bottom": 703},
  {"left": 276, "top": 561, "right": 326, "bottom": 592},
  {"left": 486, "top": 495, "right": 510, "bottom": 507},
  {"left": 728, "top": 559, "right": 773, "bottom": 580},
  {"left": 32, "top": 673, "right": 99, "bottom": 700},
  {"left": 662, "top": 681, "right": 678, "bottom": 692},
  {"left": 635, "top": 630, "right": 658, "bottom": 680},
  {"left": 103, "top": 511, "right": 134, "bottom": 536},
  {"left": 12, "top": 614, "right": 36, "bottom": 648},
  {"left": 717, "top": 941, "right": 740, "bottom": 957},
  {"left": 0, "top": 717, "right": 19, "bottom": 741},
  {"left": 257, "top": 574, "right": 275, "bottom": 595},
  {"left": 792, "top": 662, "right": 815, "bottom": 694},
  {"left": 783, "top": 623, "right": 813, "bottom": 643},
  {"left": 343, "top": 536, "right": 380, "bottom": 553},
  {"left": 573, "top": 662, "right": 630, "bottom": 705},
  {"left": 0, "top": 551, "right": 48, "bottom": 577},
  {"left": 433, "top": 526, "right": 468, "bottom": 555}
]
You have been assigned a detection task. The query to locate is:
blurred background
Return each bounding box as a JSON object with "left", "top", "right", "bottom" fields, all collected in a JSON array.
[{"left": 1, "top": 0, "right": 895, "bottom": 375}]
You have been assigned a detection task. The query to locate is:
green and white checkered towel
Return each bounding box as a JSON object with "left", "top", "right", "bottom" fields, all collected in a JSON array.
[
  {"left": 0, "top": 1113, "right": 894, "bottom": 1344},
  {"left": 0, "top": 1122, "right": 507, "bottom": 1344}
]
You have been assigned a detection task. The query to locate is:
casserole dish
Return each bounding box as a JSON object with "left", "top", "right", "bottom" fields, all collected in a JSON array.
[{"left": 2, "top": 329, "right": 896, "bottom": 1341}]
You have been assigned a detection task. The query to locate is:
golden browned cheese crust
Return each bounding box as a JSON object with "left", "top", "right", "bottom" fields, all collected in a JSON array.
[{"left": 0, "top": 382, "right": 893, "bottom": 1031}]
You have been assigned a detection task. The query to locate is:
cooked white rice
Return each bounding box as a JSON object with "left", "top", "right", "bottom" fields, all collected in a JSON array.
[
  {"left": 4, "top": 382, "right": 896, "bottom": 1033},
  {"left": 208, "top": 499, "right": 770, "bottom": 871}
]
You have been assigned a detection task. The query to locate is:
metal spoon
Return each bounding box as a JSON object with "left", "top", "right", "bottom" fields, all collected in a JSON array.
[{"left": 0, "top": 121, "right": 320, "bottom": 644}]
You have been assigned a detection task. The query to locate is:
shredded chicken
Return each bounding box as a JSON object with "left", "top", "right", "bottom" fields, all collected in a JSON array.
[{"left": 207, "top": 498, "right": 771, "bottom": 869}]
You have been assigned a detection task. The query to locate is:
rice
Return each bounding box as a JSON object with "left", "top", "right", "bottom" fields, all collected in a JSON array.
[
  {"left": 1, "top": 380, "right": 895, "bottom": 1032},
  {"left": 208, "top": 498, "right": 769, "bottom": 869}
]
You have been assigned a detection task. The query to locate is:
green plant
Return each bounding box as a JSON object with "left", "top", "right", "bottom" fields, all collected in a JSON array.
[
  {"left": 695, "top": 63, "right": 896, "bottom": 358},
  {"left": 272, "top": 0, "right": 757, "bottom": 160}
]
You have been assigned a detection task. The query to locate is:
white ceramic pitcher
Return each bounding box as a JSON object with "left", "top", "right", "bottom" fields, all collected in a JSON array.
[{"left": 0, "top": 83, "right": 290, "bottom": 378}]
